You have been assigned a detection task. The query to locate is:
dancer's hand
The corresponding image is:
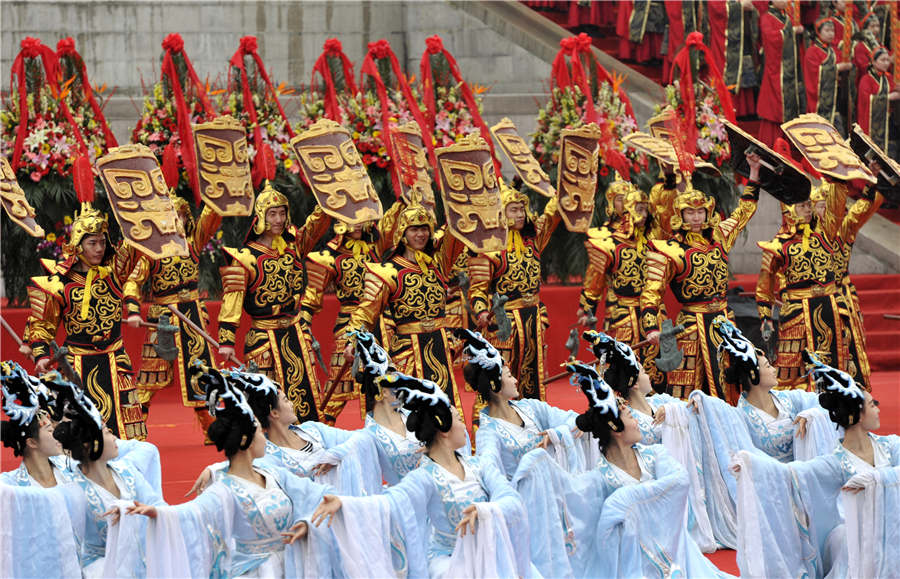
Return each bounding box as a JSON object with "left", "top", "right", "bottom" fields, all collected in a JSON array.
[
  {"left": 312, "top": 463, "right": 335, "bottom": 477},
  {"left": 282, "top": 521, "right": 308, "bottom": 544},
  {"left": 311, "top": 495, "right": 342, "bottom": 527},
  {"left": 125, "top": 500, "right": 157, "bottom": 518},
  {"left": 688, "top": 397, "right": 701, "bottom": 414},
  {"left": 126, "top": 314, "right": 142, "bottom": 328},
  {"left": 793, "top": 416, "right": 808, "bottom": 439},
  {"left": 102, "top": 506, "right": 121, "bottom": 526},
  {"left": 343, "top": 342, "right": 354, "bottom": 361},
  {"left": 535, "top": 431, "right": 552, "bottom": 449},
  {"left": 456, "top": 505, "right": 479, "bottom": 537},
  {"left": 186, "top": 468, "right": 213, "bottom": 497},
  {"left": 571, "top": 426, "right": 585, "bottom": 439},
  {"left": 652, "top": 405, "right": 667, "bottom": 425}
]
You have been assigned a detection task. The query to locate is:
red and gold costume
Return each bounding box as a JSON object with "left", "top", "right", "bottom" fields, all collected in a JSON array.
[
  {"left": 641, "top": 182, "right": 760, "bottom": 401},
  {"left": 581, "top": 175, "right": 676, "bottom": 392},
  {"left": 852, "top": 25, "right": 880, "bottom": 85},
  {"left": 756, "top": 185, "right": 850, "bottom": 390},
  {"left": 467, "top": 185, "right": 560, "bottom": 400},
  {"left": 757, "top": 6, "right": 805, "bottom": 146},
  {"left": 817, "top": 184, "right": 884, "bottom": 389},
  {"left": 301, "top": 204, "right": 402, "bottom": 422},
  {"left": 124, "top": 199, "right": 222, "bottom": 432},
  {"left": 707, "top": 0, "right": 760, "bottom": 117},
  {"left": 218, "top": 182, "right": 331, "bottom": 422},
  {"left": 347, "top": 203, "right": 465, "bottom": 414},
  {"left": 26, "top": 206, "right": 146, "bottom": 439}
]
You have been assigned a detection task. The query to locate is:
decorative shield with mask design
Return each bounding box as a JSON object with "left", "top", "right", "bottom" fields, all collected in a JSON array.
[
  {"left": 781, "top": 114, "right": 876, "bottom": 184},
  {"left": 646, "top": 110, "right": 721, "bottom": 175},
  {"left": 722, "top": 119, "right": 812, "bottom": 204},
  {"left": 290, "top": 118, "right": 383, "bottom": 225},
  {"left": 96, "top": 144, "right": 189, "bottom": 259},
  {"left": 557, "top": 123, "right": 602, "bottom": 232},
  {"left": 435, "top": 134, "right": 507, "bottom": 253},
  {"left": 849, "top": 123, "right": 900, "bottom": 203},
  {"left": 490, "top": 117, "right": 555, "bottom": 198},
  {"left": 0, "top": 157, "right": 44, "bottom": 237},
  {"left": 389, "top": 122, "right": 437, "bottom": 217},
  {"left": 193, "top": 115, "right": 254, "bottom": 216}
]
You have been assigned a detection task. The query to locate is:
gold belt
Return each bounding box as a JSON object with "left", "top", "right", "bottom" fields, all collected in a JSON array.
[
  {"left": 66, "top": 337, "right": 124, "bottom": 355},
  {"left": 251, "top": 313, "right": 302, "bottom": 330},
  {"left": 613, "top": 296, "right": 641, "bottom": 307},
  {"left": 782, "top": 283, "right": 837, "bottom": 301},
  {"left": 338, "top": 304, "right": 358, "bottom": 314},
  {"left": 681, "top": 300, "right": 728, "bottom": 314},
  {"left": 504, "top": 294, "right": 539, "bottom": 310},
  {"left": 395, "top": 318, "right": 445, "bottom": 334},
  {"left": 153, "top": 289, "right": 200, "bottom": 305}
]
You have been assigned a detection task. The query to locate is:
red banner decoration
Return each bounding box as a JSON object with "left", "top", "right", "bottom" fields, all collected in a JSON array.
[
  {"left": 550, "top": 33, "right": 635, "bottom": 123},
  {"left": 56, "top": 37, "right": 118, "bottom": 151},
  {"left": 9, "top": 37, "right": 97, "bottom": 202},
  {"left": 420, "top": 34, "right": 500, "bottom": 175},
  {"left": 360, "top": 39, "right": 436, "bottom": 197},
  {"left": 160, "top": 33, "right": 216, "bottom": 204},
  {"left": 229, "top": 35, "right": 295, "bottom": 187},
  {"left": 311, "top": 38, "right": 358, "bottom": 122},
  {"left": 670, "top": 31, "right": 737, "bottom": 156}
]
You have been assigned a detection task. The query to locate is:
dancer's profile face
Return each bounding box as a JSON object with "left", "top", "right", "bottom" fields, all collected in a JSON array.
[
  {"left": 250, "top": 423, "right": 267, "bottom": 459},
  {"left": 634, "top": 367, "right": 652, "bottom": 396},
  {"left": 859, "top": 392, "right": 881, "bottom": 432},
  {"left": 446, "top": 407, "right": 468, "bottom": 449},
  {"left": 498, "top": 366, "right": 519, "bottom": 400},
  {"left": 757, "top": 354, "right": 778, "bottom": 390}
]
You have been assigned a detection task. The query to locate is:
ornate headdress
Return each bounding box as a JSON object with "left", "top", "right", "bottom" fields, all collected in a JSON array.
[
  {"left": 1, "top": 361, "right": 45, "bottom": 456},
  {"left": 169, "top": 193, "right": 196, "bottom": 236},
  {"left": 500, "top": 180, "right": 536, "bottom": 223},
  {"left": 670, "top": 185, "right": 717, "bottom": 231},
  {"left": 220, "top": 368, "right": 281, "bottom": 425},
  {"left": 567, "top": 361, "right": 624, "bottom": 435},
  {"left": 582, "top": 330, "right": 642, "bottom": 395},
  {"left": 52, "top": 369, "right": 106, "bottom": 461},
  {"left": 455, "top": 328, "right": 504, "bottom": 399},
  {"left": 195, "top": 364, "right": 258, "bottom": 451},
  {"left": 712, "top": 316, "right": 761, "bottom": 392},
  {"left": 380, "top": 372, "right": 453, "bottom": 435},
  {"left": 251, "top": 180, "right": 292, "bottom": 236},
  {"left": 809, "top": 183, "right": 828, "bottom": 204},
  {"left": 393, "top": 196, "right": 436, "bottom": 247},
  {"left": 352, "top": 330, "right": 394, "bottom": 398},
  {"left": 804, "top": 350, "right": 865, "bottom": 427},
  {"left": 604, "top": 172, "right": 639, "bottom": 218},
  {"left": 63, "top": 204, "right": 111, "bottom": 259}
]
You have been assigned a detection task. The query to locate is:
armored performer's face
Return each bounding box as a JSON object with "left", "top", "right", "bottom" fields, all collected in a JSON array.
[
  {"left": 80, "top": 234, "right": 107, "bottom": 266},
  {"left": 682, "top": 207, "right": 707, "bottom": 232},
  {"left": 794, "top": 200, "right": 813, "bottom": 224},
  {"left": 613, "top": 194, "right": 625, "bottom": 216},
  {"left": 814, "top": 201, "right": 826, "bottom": 219},
  {"left": 404, "top": 224, "right": 431, "bottom": 252},
  {"left": 632, "top": 202, "right": 648, "bottom": 226},
  {"left": 505, "top": 202, "right": 526, "bottom": 231},
  {"left": 265, "top": 206, "right": 287, "bottom": 237}
]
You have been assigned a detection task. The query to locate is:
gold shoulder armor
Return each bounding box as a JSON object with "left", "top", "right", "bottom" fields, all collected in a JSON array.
[
  {"left": 30, "top": 275, "right": 65, "bottom": 301},
  {"left": 39, "top": 258, "right": 63, "bottom": 275},
  {"left": 757, "top": 239, "right": 782, "bottom": 254},
  {"left": 306, "top": 249, "right": 336, "bottom": 270},
  {"left": 364, "top": 262, "right": 399, "bottom": 290},
  {"left": 648, "top": 239, "right": 683, "bottom": 263},
  {"left": 222, "top": 246, "right": 257, "bottom": 273},
  {"left": 219, "top": 265, "right": 248, "bottom": 294}
]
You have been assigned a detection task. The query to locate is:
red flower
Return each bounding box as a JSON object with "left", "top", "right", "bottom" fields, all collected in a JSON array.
[
  {"left": 56, "top": 37, "right": 76, "bottom": 56},
  {"left": 599, "top": 166, "right": 609, "bottom": 177},
  {"left": 162, "top": 33, "right": 184, "bottom": 53},
  {"left": 443, "top": 101, "right": 454, "bottom": 112},
  {"left": 367, "top": 39, "right": 391, "bottom": 60},
  {"left": 239, "top": 36, "right": 258, "bottom": 54},
  {"left": 425, "top": 35, "right": 444, "bottom": 55},
  {"left": 324, "top": 38, "right": 343, "bottom": 54},
  {"left": 20, "top": 37, "right": 42, "bottom": 57}
]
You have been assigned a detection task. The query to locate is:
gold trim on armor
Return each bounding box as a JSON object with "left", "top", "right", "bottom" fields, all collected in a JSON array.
[
  {"left": 66, "top": 338, "right": 125, "bottom": 356},
  {"left": 395, "top": 318, "right": 446, "bottom": 334},
  {"left": 250, "top": 314, "right": 303, "bottom": 330},
  {"left": 680, "top": 300, "right": 729, "bottom": 314},
  {"left": 782, "top": 282, "right": 838, "bottom": 300},
  {"left": 503, "top": 294, "right": 540, "bottom": 309},
  {"left": 152, "top": 289, "right": 200, "bottom": 305}
]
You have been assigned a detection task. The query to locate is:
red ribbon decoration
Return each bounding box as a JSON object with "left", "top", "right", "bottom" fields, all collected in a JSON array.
[
  {"left": 311, "top": 38, "right": 358, "bottom": 121},
  {"left": 360, "top": 39, "right": 436, "bottom": 198},
  {"left": 229, "top": 35, "right": 296, "bottom": 187},
  {"left": 10, "top": 37, "right": 97, "bottom": 202},
  {"left": 420, "top": 34, "right": 500, "bottom": 175},
  {"left": 670, "top": 32, "right": 736, "bottom": 155},
  {"left": 56, "top": 37, "right": 118, "bottom": 151}
]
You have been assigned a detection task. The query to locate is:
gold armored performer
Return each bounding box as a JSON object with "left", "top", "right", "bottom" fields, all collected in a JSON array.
[
  {"left": 301, "top": 205, "right": 403, "bottom": 423},
  {"left": 124, "top": 197, "right": 222, "bottom": 435},
  {"left": 641, "top": 160, "right": 761, "bottom": 403},
  {"left": 217, "top": 181, "right": 331, "bottom": 422},
  {"left": 580, "top": 178, "right": 672, "bottom": 392},
  {"left": 345, "top": 201, "right": 466, "bottom": 415},
  {"left": 27, "top": 206, "right": 146, "bottom": 439},
  {"left": 466, "top": 183, "right": 560, "bottom": 400}
]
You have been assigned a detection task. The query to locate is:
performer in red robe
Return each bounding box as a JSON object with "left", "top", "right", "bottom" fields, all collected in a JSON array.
[
  {"left": 857, "top": 47, "right": 899, "bottom": 153},
  {"left": 617, "top": 0, "right": 666, "bottom": 63},
  {"left": 852, "top": 12, "right": 882, "bottom": 87},
  {"left": 804, "top": 18, "right": 853, "bottom": 133},
  {"left": 708, "top": 0, "right": 761, "bottom": 117},
  {"left": 757, "top": 0, "right": 806, "bottom": 146}
]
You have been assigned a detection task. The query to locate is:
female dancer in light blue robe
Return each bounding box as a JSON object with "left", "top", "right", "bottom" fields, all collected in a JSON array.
[
  {"left": 731, "top": 351, "right": 900, "bottom": 578},
  {"left": 127, "top": 369, "right": 339, "bottom": 578},
  {"left": 454, "top": 329, "right": 581, "bottom": 478},
  {"left": 311, "top": 371, "right": 532, "bottom": 578}
]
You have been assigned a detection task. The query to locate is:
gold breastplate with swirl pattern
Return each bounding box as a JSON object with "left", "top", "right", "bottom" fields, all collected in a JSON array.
[
  {"left": 63, "top": 277, "right": 122, "bottom": 341},
  {"left": 150, "top": 255, "right": 199, "bottom": 295},
  {"left": 248, "top": 251, "right": 303, "bottom": 312},
  {"left": 391, "top": 266, "right": 446, "bottom": 323},
  {"left": 673, "top": 244, "right": 729, "bottom": 302},
  {"left": 335, "top": 253, "right": 367, "bottom": 304},
  {"left": 496, "top": 246, "right": 541, "bottom": 299},
  {"left": 784, "top": 235, "right": 835, "bottom": 286}
]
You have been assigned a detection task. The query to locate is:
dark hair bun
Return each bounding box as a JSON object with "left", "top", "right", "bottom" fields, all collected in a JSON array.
[
  {"left": 1, "top": 419, "right": 39, "bottom": 457},
  {"left": 53, "top": 416, "right": 103, "bottom": 462},
  {"left": 463, "top": 362, "right": 497, "bottom": 402},
  {"left": 206, "top": 414, "right": 256, "bottom": 457},
  {"left": 818, "top": 389, "right": 864, "bottom": 429}
]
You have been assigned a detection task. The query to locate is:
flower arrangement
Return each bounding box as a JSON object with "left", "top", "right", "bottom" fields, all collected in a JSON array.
[
  {"left": 217, "top": 84, "right": 297, "bottom": 174},
  {"left": 1, "top": 85, "right": 107, "bottom": 183},
  {"left": 657, "top": 80, "right": 730, "bottom": 167},
  {"left": 131, "top": 79, "right": 216, "bottom": 161},
  {"left": 35, "top": 214, "right": 74, "bottom": 260},
  {"left": 422, "top": 83, "right": 487, "bottom": 148}
]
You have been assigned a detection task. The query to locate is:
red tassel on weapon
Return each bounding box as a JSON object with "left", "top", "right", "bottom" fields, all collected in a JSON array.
[
  {"left": 253, "top": 142, "right": 277, "bottom": 186},
  {"left": 73, "top": 155, "right": 95, "bottom": 203},
  {"left": 161, "top": 143, "right": 180, "bottom": 189}
]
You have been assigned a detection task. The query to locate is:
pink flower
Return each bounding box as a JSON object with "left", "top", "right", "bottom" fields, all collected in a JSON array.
[{"left": 30, "top": 170, "right": 42, "bottom": 182}]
